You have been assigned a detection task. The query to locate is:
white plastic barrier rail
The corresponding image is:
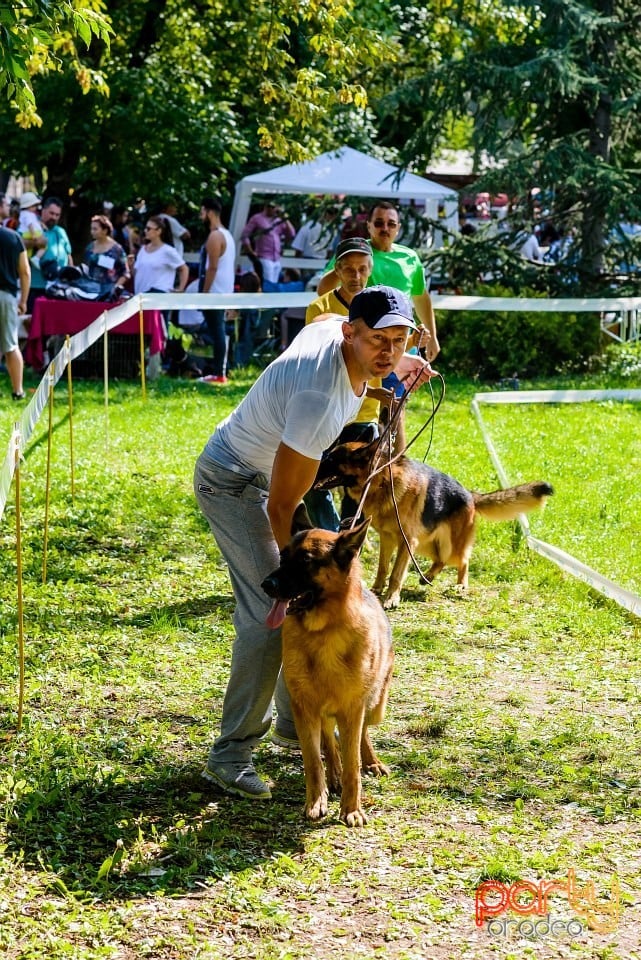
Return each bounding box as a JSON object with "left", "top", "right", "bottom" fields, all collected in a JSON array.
[
  {"left": 1, "top": 292, "right": 640, "bottom": 529},
  {"left": 471, "top": 389, "right": 641, "bottom": 618},
  {"left": 0, "top": 292, "right": 320, "bottom": 523}
]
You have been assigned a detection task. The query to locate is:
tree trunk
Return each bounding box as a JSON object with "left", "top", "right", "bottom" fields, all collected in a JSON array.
[{"left": 581, "top": 0, "right": 615, "bottom": 277}]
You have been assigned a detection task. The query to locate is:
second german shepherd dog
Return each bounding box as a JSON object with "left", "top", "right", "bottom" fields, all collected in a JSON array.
[
  {"left": 262, "top": 516, "right": 394, "bottom": 827},
  {"left": 315, "top": 440, "right": 553, "bottom": 608}
]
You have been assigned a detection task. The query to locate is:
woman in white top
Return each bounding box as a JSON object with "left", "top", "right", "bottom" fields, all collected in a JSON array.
[{"left": 132, "top": 215, "right": 188, "bottom": 293}]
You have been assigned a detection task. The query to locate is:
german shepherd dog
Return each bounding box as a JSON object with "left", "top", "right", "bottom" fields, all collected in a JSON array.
[
  {"left": 262, "top": 515, "right": 394, "bottom": 827},
  {"left": 315, "top": 440, "right": 553, "bottom": 608}
]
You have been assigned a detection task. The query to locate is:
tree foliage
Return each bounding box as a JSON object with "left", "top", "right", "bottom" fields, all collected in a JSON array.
[
  {"left": 0, "top": 0, "right": 111, "bottom": 127},
  {"left": 0, "top": 0, "right": 391, "bottom": 210},
  {"left": 377, "top": 0, "right": 641, "bottom": 288}
]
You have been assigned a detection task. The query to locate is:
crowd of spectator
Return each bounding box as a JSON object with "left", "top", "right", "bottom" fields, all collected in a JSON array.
[{"left": 1, "top": 189, "right": 443, "bottom": 394}]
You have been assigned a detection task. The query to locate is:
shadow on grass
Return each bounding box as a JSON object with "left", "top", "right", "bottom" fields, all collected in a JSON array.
[
  {"left": 22, "top": 411, "right": 70, "bottom": 458},
  {"left": 5, "top": 750, "right": 317, "bottom": 902},
  {"left": 5, "top": 722, "right": 638, "bottom": 905},
  {"left": 117, "top": 594, "right": 235, "bottom": 626}
]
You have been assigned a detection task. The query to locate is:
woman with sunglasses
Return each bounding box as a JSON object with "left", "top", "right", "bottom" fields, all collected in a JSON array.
[{"left": 131, "top": 215, "right": 188, "bottom": 294}]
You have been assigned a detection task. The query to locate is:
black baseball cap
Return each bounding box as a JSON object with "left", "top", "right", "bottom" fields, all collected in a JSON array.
[
  {"left": 348, "top": 285, "right": 416, "bottom": 330},
  {"left": 335, "top": 237, "right": 372, "bottom": 261}
]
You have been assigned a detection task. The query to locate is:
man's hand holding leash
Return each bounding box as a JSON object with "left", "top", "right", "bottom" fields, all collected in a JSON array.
[{"left": 395, "top": 351, "right": 437, "bottom": 391}]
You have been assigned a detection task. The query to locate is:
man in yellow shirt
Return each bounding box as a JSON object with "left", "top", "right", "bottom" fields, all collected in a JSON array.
[
  {"left": 316, "top": 201, "right": 439, "bottom": 362},
  {"left": 304, "top": 237, "right": 381, "bottom": 528},
  {"left": 306, "top": 237, "right": 381, "bottom": 427}
]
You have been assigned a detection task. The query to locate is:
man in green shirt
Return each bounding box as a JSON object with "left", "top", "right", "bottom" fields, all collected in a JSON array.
[{"left": 317, "top": 201, "right": 439, "bottom": 361}]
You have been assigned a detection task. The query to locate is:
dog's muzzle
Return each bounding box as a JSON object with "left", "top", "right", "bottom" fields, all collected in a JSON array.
[{"left": 261, "top": 573, "right": 281, "bottom": 598}]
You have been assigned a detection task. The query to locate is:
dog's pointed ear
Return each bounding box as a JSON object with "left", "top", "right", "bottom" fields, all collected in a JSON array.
[
  {"left": 333, "top": 516, "right": 371, "bottom": 569},
  {"left": 359, "top": 437, "right": 381, "bottom": 460},
  {"left": 291, "top": 501, "right": 313, "bottom": 535}
]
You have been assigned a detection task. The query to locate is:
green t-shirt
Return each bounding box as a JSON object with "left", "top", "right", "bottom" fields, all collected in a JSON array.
[{"left": 326, "top": 241, "right": 426, "bottom": 298}]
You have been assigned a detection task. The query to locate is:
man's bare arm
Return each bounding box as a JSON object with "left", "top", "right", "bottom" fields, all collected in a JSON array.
[
  {"left": 267, "top": 443, "right": 320, "bottom": 550},
  {"left": 17, "top": 251, "right": 30, "bottom": 314},
  {"left": 412, "top": 291, "right": 440, "bottom": 361}
]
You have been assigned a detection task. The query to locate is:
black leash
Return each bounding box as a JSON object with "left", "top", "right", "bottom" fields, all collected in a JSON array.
[{"left": 348, "top": 369, "right": 447, "bottom": 588}]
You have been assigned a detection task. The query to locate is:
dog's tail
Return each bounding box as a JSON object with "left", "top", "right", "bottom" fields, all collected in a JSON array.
[{"left": 473, "top": 481, "right": 553, "bottom": 521}]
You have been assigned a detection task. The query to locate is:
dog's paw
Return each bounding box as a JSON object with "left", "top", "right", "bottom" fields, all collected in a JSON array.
[
  {"left": 327, "top": 770, "right": 342, "bottom": 794},
  {"left": 341, "top": 807, "right": 369, "bottom": 828},
  {"left": 382, "top": 594, "right": 400, "bottom": 610},
  {"left": 305, "top": 791, "right": 329, "bottom": 820},
  {"left": 363, "top": 760, "right": 389, "bottom": 778}
]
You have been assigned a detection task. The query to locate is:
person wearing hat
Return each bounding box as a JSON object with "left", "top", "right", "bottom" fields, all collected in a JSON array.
[
  {"left": 194, "top": 285, "right": 435, "bottom": 801},
  {"left": 18, "top": 191, "right": 41, "bottom": 224},
  {"left": 19, "top": 195, "right": 73, "bottom": 311},
  {"left": 18, "top": 192, "right": 44, "bottom": 266},
  {"left": 0, "top": 193, "right": 31, "bottom": 400},
  {"left": 306, "top": 236, "right": 373, "bottom": 322},
  {"left": 303, "top": 237, "right": 379, "bottom": 529},
  {"left": 317, "top": 201, "right": 440, "bottom": 362}
]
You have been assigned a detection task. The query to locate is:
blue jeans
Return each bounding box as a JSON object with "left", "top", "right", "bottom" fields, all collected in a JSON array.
[
  {"left": 235, "top": 309, "right": 259, "bottom": 367},
  {"left": 303, "top": 489, "right": 339, "bottom": 531},
  {"left": 204, "top": 309, "right": 227, "bottom": 377},
  {"left": 194, "top": 453, "right": 295, "bottom": 766}
]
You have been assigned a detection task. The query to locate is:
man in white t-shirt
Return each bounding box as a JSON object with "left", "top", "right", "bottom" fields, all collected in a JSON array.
[
  {"left": 194, "top": 286, "right": 436, "bottom": 800},
  {"left": 292, "top": 207, "right": 337, "bottom": 261},
  {"left": 160, "top": 200, "right": 191, "bottom": 258},
  {"left": 199, "top": 197, "right": 236, "bottom": 384}
]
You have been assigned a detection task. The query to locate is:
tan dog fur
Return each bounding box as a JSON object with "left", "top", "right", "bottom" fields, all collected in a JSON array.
[
  {"left": 315, "top": 441, "right": 553, "bottom": 608},
  {"left": 262, "top": 519, "right": 394, "bottom": 826}
]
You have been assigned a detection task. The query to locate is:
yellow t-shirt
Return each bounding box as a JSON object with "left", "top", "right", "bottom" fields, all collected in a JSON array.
[{"left": 305, "top": 289, "right": 381, "bottom": 424}]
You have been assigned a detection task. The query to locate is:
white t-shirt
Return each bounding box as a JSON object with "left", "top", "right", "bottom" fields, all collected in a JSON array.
[
  {"left": 162, "top": 214, "right": 188, "bottom": 258},
  {"left": 292, "top": 220, "right": 333, "bottom": 259},
  {"left": 204, "top": 225, "right": 236, "bottom": 293},
  {"left": 134, "top": 243, "right": 185, "bottom": 293},
  {"left": 18, "top": 210, "right": 42, "bottom": 238},
  {"left": 519, "top": 233, "right": 543, "bottom": 262},
  {"left": 206, "top": 321, "right": 363, "bottom": 480}
]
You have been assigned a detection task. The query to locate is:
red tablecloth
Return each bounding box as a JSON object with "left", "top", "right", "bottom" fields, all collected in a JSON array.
[{"left": 24, "top": 298, "right": 166, "bottom": 370}]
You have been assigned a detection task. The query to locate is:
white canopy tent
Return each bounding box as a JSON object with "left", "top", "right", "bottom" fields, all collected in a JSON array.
[{"left": 228, "top": 146, "right": 459, "bottom": 259}]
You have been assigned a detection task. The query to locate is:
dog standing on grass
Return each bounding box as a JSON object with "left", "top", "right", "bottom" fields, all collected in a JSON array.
[
  {"left": 262, "top": 516, "right": 394, "bottom": 827},
  {"left": 315, "top": 439, "right": 554, "bottom": 608}
]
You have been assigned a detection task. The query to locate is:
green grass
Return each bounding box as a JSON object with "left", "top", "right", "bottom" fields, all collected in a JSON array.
[{"left": 0, "top": 367, "right": 640, "bottom": 960}]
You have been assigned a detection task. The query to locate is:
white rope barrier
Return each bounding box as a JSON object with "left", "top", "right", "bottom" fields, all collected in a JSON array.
[
  {"left": 471, "top": 390, "right": 641, "bottom": 619},
  {"left": 1, "top": 292, "right": 640, "bottom": 528},
  {"left": 432, "top": 294, "right": 641, "bottom": 313}
]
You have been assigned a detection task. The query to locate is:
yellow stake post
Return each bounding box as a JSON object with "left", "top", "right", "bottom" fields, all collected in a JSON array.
[
  {"left": 42, "top": 362, "right": 55, "bottom": 584},
  {"left": 65, "top": 336, "right": 75, "bottom": 502},
  {"left": 139, "top": 301, "right": 147, "bottom": 402},
  {"left": 13, "top": 423, "right": 25, "bottom": 732},
  {"left": 102, "top": 312, "right": 109, "bottom": 448}
]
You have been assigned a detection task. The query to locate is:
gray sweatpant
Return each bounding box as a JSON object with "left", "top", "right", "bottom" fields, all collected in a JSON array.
[{"left": 194, "top": 452, "right": 295, "bottom": 766}]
